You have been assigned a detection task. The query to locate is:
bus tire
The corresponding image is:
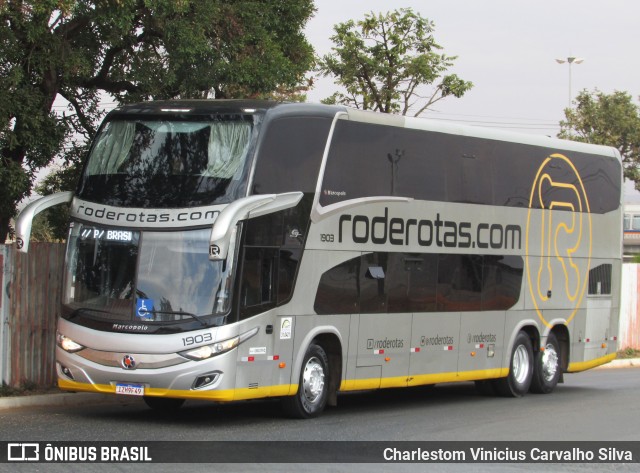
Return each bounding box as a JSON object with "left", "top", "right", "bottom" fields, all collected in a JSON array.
[
  {"left": 143, "top": 396, "right": 185, "bottom": 411},
  {"left": 495, "top": 331, "right": 533, "bottom": 397},
  {"left": 282, "top": 343, "right": 329, "bottom": 419},
  {"left": 529, "top": 332, "right": 561, "bottom": 394}
]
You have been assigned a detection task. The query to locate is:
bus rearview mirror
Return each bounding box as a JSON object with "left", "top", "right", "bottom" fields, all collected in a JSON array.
[
  {"left": 209, "top": 192, "right": 303, "bottom": 261},
  {"left": 15, "top": 191, "right": 74, "bottom": 253}
]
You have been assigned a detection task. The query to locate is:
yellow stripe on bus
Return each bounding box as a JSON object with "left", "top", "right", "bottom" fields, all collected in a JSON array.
[
  {"left": 567, "top": 353, "right": 617, "bottom": 372},
  {"left": 61, "top": 356, "right": 612, "bottom": 403},
  {"left": 340, "top": 368, "right": 509, "bottom": 391},
  {"left": 58, "top": 379, "right": 296, "bottom": 402}
]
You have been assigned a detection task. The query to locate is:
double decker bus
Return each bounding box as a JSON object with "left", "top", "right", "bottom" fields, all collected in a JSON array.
[{"left": 16, "top": 101, "right": 622, "bottom": 418}]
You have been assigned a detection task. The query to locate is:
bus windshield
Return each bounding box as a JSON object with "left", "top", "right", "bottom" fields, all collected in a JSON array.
[
  {"left": 77, "top": 117, "right": 255, "bottom": 207},
  {"left": 62, "top": 225, "right": 234, "bottom": 328}
]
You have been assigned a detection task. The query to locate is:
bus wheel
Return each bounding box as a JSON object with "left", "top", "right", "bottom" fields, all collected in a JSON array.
[
  {"left": 530, "top": 332, "right": 561, "bottom": 394},
  {"left": 143, "top": 396, "right": 185, "bottom": 411},
  {"left": 495, "top": 331, "right": 533, "bottom": 397},
  {"left": 282, "top": 343, "right": 329, "bottom": 419}
]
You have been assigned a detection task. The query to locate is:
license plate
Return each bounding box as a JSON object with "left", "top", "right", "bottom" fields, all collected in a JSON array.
[{"left": 115, "top": 383, "right": 145, "bottom": 396}]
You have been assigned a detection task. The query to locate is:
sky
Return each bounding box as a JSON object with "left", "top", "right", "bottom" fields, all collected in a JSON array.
[
  {"left": 41, "top": 1, "right": 640, "bottom": 201},
  {"left": 304, "top": 0, "right": 640, "bottom": 137}
]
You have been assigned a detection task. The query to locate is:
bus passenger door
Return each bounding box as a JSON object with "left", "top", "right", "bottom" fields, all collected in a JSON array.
[{"left": 234, "top": 246, "right": 295, "bottom": 397}]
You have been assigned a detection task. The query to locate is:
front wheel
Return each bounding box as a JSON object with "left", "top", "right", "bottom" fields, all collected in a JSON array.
[
  {"left": 529, "top": 332, "right": 561, "bottom": 394},
  {"left": 282, "top": 343, "right": 329, "bottom": 419},
  {"left": 495, "top": 331, "right": 533, "bottom": 397}
]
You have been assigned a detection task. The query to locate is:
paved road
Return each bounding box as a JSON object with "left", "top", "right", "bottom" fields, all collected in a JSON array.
[{"left": 1, "top": 367, "right": 638, "bottom": 472}]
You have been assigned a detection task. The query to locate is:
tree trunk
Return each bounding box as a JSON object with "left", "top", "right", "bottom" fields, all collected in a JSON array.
[{"left": 0, "top": 212, "right": 14, "bottom": 243}]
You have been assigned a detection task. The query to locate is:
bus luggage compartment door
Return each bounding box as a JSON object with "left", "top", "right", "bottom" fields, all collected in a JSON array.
[{"left": 356, "top": 313, "right": 411, "bottom": 389}]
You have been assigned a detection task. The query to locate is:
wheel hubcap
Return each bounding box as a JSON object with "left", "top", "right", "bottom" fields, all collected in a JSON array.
[
  {"left": 541, "top": 344, "right": 559, "bottom": 382},
  {"left": 302, "top": 356, "right": 325, "bottom": 405},
  {"left": 512, "top": 344, "right": 530, "bottom": 384}
]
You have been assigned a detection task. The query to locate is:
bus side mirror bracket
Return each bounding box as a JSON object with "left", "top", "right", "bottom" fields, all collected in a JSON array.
[
  {"left": 15, "top": 191, "right": 74, "bottom": 253},
  {"left": 209, "top": 192, "right": 303, "bottom": 261}
]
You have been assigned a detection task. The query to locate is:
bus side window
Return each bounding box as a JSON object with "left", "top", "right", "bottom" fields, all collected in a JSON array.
[
  {"left": 360, "top": 253, "right": 388, "bottom": 313},
  {"left": 314, "top": 252, "right": 522, "bottom": 315},
  {"left": 314, "top": 258, "right": 360, "bottom": 315},
  {"left": 240, "top": 247, "right": 300, "bottom": 319},
  {"left": 277, "top": 249, "right": 301, "bottom": 305},
  {"left": 240, "top": 247, "right": 278, "bottom": 318},
  {"left": 436, "top": 254, "right": 483, "bottom": 311},
  {"left": 482, "top": 255, "right": 523, "bottom": 310},
  {"left": 402, "top": 254, "right": 438, "bottom": 312},
  {"left": 588, "top": 264, "right": 612, "bottom": 295}
]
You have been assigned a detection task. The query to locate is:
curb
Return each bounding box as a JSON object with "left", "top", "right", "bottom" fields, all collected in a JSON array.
[
  {"left": 593, "top": 358, "right": 640, "bottom": 369},
  {"left": 1, "top": 359, "right": 638, "bottom": 411}
]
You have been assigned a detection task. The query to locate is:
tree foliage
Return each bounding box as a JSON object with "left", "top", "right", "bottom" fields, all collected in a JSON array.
[
  {"left": 0, "top": 0, "right": 315, "bottom": 241},
  {"left": 559, "top": 89, "right": 640, "bottom": 189},
  {"left": 318, "top": 8, "right": 472, "bottom": 116}
]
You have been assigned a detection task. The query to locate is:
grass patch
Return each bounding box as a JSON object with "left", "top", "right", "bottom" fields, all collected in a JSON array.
[{"left": 617, "top": 348, "right": 640, "bottom": 359}]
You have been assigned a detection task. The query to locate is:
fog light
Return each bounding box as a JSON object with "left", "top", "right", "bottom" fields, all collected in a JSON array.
[
  {"left": 59, "top": 363, "right": 74, "bottom": 380},
  {"left": 192, "top": 372, "right": 221, "bottom": 390}
]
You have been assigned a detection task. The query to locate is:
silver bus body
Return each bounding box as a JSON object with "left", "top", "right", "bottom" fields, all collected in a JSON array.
[{"left": 16, "top": 101, "right": 622, "bottom": 416}]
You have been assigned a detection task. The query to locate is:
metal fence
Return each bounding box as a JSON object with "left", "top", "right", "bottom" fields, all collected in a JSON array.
[
  {"left": 0, "top": 243, "right": 65, "bottom": 387},
  {"left": 0, "top": 245, "right": 10, "bottom": 385}
]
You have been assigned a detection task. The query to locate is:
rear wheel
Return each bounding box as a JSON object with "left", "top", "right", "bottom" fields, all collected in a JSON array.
[
  {"left": 143, "top": 396, "right": 185, "bottom": 411},
  {"left": 530, "top": 332, "right": 561, "bottom": 394},
  {"left": 495, "top": 331, "right": 533, "bottom": 397},
  {"left": 282, "top": 343, "right": 329, "bottom": 419}
]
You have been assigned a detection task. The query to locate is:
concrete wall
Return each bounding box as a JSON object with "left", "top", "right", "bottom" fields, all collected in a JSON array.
[{"left": 620, "top": 264, "right": 640, "bottom": 350}]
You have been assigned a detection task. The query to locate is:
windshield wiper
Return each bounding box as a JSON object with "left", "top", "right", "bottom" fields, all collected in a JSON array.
[
  {"left": 67, "top": 306, "right": 222, "bottom": 328},
  {"left": 68, "top": 307, "right": 118, "bottom": 319},
  {"left": 149, "top": 310, "right": 209, "bottom": 327}
]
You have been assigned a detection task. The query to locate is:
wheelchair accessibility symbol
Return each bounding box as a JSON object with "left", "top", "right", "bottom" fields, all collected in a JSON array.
[{"left": 136, "top": 298, "right": 154, "bottom": 320}]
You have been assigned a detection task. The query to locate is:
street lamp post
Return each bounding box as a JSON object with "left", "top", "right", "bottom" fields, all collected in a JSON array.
[{"left": 555, "top": 56, "right": 584, "bottom": 105}]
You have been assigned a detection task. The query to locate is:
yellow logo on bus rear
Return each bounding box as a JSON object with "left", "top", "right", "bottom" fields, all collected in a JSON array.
[{"left": 525, "top": 153, "right": 592, "bottom": 327}]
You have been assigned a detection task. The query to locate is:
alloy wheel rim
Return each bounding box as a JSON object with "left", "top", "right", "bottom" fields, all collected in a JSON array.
[{"left": 302, "top": 356, "right": 325, "bottom": 405}]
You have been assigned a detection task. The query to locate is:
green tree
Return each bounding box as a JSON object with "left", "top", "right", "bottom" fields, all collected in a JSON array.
[
  {"left": 318, "top": 8, "right": 472, "bottom": 116},
  {"left": 0, "top": 0, "right": 315, "bottom": 241},
  {"left": 559, "top": 89, "right": 640, "bottom": 189},
  {"left": 34, "top": 160, "right": 82, "bottom": 240}
]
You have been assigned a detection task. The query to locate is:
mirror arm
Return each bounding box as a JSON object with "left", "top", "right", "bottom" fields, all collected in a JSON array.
[
  {"left": 209, "top": 192, "right": 303, "bottom": 261},
  {"left": 15, "top": 191, "right": 74, "bottom": 253}
]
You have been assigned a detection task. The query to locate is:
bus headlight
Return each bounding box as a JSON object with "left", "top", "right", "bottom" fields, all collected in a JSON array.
[
  {"left": 56, "top": 332, "right": 85, "bottom": 353},
  {"left": 180, "top": 336, "right": 239, "bottom": 361}
]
